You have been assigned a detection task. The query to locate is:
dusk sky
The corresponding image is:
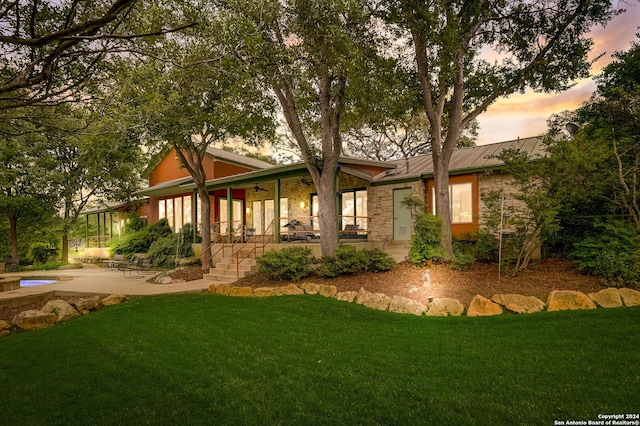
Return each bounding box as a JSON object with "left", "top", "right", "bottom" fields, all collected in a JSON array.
[{"left": 475, "top": 2, "right": 640, "bottom": 145}]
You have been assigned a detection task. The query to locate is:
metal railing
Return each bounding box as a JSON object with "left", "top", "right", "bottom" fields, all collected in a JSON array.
[{"left": 233, "top": 220, "right": 276, "bottom": 277}]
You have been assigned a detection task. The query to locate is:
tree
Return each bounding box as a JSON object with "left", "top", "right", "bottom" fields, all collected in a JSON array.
[
  {"left": 385, "top": 0, "right": 619, "bottom": 258},
  {"left": 0, "top": 120, "right": 58, "bottom": 265},
  {"left": 0, "top": 0, "right": 194, "bottom": 110},
  {"left": 224, "top": 0, "right": 398, "bottom": 256},
  {"left": 576, "top": 39, "right": 640, "bottom": 227},
  {"left": 118, "top": 13, "right": 274, "bottom": 271}
]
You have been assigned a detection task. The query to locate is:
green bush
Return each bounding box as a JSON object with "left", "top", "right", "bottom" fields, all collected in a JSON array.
[
  {"left": 318, "top": 244, "right": 395, "bottom": 277},
  {"left": 571, "top": 221, "right": 640, "bottom": 288},
  {"left": 28, "top": 243, "right": 55, "bottom": 264},
  {"left": 362, "top": 248, "right": 396, "bottom": 272},
  {"left": 110, "top": 219, "right": 173, "bottom": 258},
  {"left": 473, "top": 232, "right": 499, "bottom": 263},
  {"left": 147, "top": 224, "right": 196, "bottom": 268},
  {"left": 257, "top": 247, "right": 313, "bottom": 282},
  {"left": 409, "top": 213, "right": 444, "bottom": 265}
]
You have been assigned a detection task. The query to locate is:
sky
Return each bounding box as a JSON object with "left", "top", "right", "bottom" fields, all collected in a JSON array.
[{"left": 475, "top": 2, "right": 640, "bottom": 145}]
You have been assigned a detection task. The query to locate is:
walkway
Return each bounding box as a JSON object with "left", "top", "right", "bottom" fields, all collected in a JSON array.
[{"left": 0, "top": 266, "right": 213, "bottom": 302}]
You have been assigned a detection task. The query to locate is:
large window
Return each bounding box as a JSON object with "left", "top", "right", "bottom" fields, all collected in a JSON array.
[
  {"left": 158, "top": 195, "right": 193, "bottom": 232},
  {"left": 310, "top": 189, "right": 368, "bottom": 230},
  {"left": 251, "top": 198, "right": 288, "bottom": 234},
  {"left": 219, "top": 198, "right": 244, "bottom": 234},
  {"left": 341, "top": 189, "right": 367, "bottom": 230},
  {"left": 431, "top": 182, "right": 473, "bottom": 224}
]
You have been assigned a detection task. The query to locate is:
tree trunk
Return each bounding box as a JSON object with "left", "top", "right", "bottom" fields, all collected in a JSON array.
[
  {"left": 432, "top": 149, "right": 454, "bottom": 260},
  {"left": 61, "top": 232, "right": 69, "bottom": 263},
  {"left": 7, "top": 209, "right": 19, "bottom": 265},
  {"left": 315, "top": 170, "right": 339, "bottom": 257},
  {"left": 198, "top": 185, "right": 212, "bottom": 273}
]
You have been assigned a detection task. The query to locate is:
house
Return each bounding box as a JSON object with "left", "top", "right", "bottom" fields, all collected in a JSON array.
[{"left": 83, "top": 137, "right": 544, "bottom": 268}]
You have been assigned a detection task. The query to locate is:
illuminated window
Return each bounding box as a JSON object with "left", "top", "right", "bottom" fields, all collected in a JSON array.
[{"left": 431, "top": 182, "right": 473, "bottom": 224}]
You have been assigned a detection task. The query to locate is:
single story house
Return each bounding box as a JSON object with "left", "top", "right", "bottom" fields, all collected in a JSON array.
[{"left": 83, "top": 137, "right": 543, "bottom": 260}]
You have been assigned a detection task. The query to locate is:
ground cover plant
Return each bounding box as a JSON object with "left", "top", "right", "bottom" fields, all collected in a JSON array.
[{"left": 1, "top": 295, "right": 638, "bottom": 425}]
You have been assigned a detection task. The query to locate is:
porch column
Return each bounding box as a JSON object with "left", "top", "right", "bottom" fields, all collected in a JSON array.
[
  {"left": 335, "top": 171, "right": 340, "bottom": 233},
  {"left": 97, "top": 213, "right": 102, "bottom": 248},
  {"left": 227, "top": 187, "right": 233, "bottom": 242},
  {"left": 275, "top": 179, "right": 281, "bottom": 243},
  {"left": 109, "top": 211, "right": 113, "bottom": 239},
  {"left": 192, "top": 191, "right": 198, "bottom": 242},
  {"left": 85, "top": 214, "right": 89, "bottom": 249}
]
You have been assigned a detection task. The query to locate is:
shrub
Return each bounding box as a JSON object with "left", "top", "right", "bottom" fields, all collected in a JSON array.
[
  {"left": 110, "top": 219, "right": 173, "bottom": 258},
  {"left": 452, "top": 252, "right": 475, "bottom": 271},
  {"left": 28, "top": 243, "right": 54, "bottom": 264},
  {"left": 570, "top": 221, "right": 640, "bottom": 288},
  {"left": 147, "top": 224, "right": 196, "bottom": 268},
  {"left": 409, "top": 213, "right": 444, "bottom": 265},
  {"left": 318, "top": 245, "right": 396, "bottom": 277},
  {"left": 257, "top": 247, "right": 313, "bottom": 282},
  {"left": 361, "top": 248, "right": 396, "bottom": 272},
  {"left": 318, "top": 244, "right": 364, "bottom": 278},
  {"left": 473, "top": 232, "right": 499, "bottom": 263}
]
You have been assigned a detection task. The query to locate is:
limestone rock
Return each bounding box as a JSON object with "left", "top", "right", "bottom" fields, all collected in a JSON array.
[
  {"left": 208, "top": 283, "right": 218, "bottom": 293},
  {"left": 229, "top": 286, "right": 253, "bottom": 297},
  {"left": 588, "top": 288, "right": 622, "bottom": 308},
  {"left": 547, "top": 290, "right": 596, "bottom": 312},
  {"left": 335, "top": 291, "right": 358, "bottom": 303},
  {"left": 41, "top": 300, "right": 79, "bottom": 323},
  {"left": 388, "top": 296, "right": 428, "bottom": 316},
  {"left": 0, "top": 320, "right": 10, "bottom": 337},
  {"left": 71, "top": 296, "right": 101, "bottom": 312},
  {"left": 273, "top": 284, "right": 303, "bottom": 296},
  {"left": 467, "top": 295, "right": 503, "bottom": 317},
  {"left": 619, "top": 288, "right": 640, "bottom": 307},
  {"left": 300, "top": 283, "right": 319, "bottom": 295},
  {"left": 12, "top": 310, "right": 57, "bottom": 330},
  {"left": 425, "top": 298, "right": 464, "bottom": 317},
  {"left": 253, "top": 287, "right": 275, "bottom": 297},
  {"left": 355, "top": 287, "right": 371, "bottom": 305},
  {"left": 318, "top": 284, "right": 338, "bottom": 298},
  {"left": 102, "top": 294, "right": 127, "bottom": 306},
  {"left": 491, "top": 294, "right": 546, "bottom": 314},
  {"left": 215, "top": 283, "right": 232, "bottom": 296},
  {"left": 360, "top": 292, "right": 392, "bottom": 311}
]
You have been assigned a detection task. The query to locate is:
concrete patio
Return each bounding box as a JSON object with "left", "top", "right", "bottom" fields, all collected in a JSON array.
[{"left": 0, "top": 265, "right": 212, "bottom": 303}]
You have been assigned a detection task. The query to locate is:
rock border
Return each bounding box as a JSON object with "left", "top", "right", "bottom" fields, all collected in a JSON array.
[
  {"left": 208, "top": 283, "right": 640, "bottom": 318},
  {"left": 1, "top": 294, "right": 127, "bottom": 336}
]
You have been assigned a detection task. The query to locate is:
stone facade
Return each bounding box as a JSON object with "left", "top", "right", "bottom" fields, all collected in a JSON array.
[{"left": 367, "top": 180, "right": 425, "bottom": 242}]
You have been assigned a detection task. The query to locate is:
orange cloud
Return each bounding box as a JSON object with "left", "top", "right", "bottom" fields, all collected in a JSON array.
[{"left": 475, "top": 4, "right": 640, "bottom": 145}]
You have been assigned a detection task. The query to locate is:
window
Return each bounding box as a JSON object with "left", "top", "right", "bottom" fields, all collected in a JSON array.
[
  {"left": 219, "top": 198, "right": 243, "bottom": 234},
  {"left": 341, "top": 189, "right": 367, "bottom": 230},
  {"left": 311, "top": 190, "right": 368, "bottom": 230},
  {"left": 252, "top": 198, "right": 288, "bottom": 234},
  {"left": 158, "top": 195, "right": 193, "bottom": 232},
  {"left": 431, "top": 182, "right": 473, "bottom": 224}
]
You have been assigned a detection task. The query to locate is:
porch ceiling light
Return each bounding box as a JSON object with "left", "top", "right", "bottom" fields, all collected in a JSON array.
[
  {"left": 254, "top": 184, "right": 268, "bottom": 192},
  {"left": 301, "top": 177, "right": 312, "bottom": 186}
]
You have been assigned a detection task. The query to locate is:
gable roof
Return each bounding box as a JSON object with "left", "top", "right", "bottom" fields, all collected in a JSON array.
[{"left": 373, "top": 137, "right": 544, "bottom": 183}]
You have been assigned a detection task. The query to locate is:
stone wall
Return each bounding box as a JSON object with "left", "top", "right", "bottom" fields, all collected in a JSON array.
[
  {"left": 367, "top": 181, "right": 425, "bottom": 242},
  {"left": 207, "top": 283, "right": 640, "bottom": 318}
]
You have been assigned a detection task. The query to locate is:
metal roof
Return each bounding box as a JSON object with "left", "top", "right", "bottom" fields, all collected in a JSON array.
[
  {"left": 206, "top": 147, "right": 274, "bottom": 170},
  {"left": 373, "top": 137, "right": 544, "bottom": 183}
]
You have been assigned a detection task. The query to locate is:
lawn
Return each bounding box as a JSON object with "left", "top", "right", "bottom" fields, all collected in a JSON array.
[{"left": 1, "top": 294, "right": 638, "bottom": 425}]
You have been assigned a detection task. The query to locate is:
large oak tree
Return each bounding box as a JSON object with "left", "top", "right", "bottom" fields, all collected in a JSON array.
[{"left": 386, "top": 0, "right": 619, "bottom": 257}]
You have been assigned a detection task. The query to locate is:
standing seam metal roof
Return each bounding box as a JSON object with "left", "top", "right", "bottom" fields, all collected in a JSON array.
[{"left": 373, "top": 137, "right": 544, "bottom": 183}]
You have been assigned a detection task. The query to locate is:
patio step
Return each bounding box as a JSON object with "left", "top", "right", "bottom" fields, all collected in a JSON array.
[
  {"left": 384, "top": 242, "right": 410, "bottom": 263},
  {"left": 204, "top": 257, "right": 257, "bottom": 283}
]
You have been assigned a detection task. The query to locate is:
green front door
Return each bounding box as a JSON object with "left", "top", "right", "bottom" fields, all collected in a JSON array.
[{"left": 393, "top": 188, "right": 412, "bottom": 241}]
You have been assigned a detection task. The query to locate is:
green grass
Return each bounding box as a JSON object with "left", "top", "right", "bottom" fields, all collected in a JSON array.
[{"left": 1, "top": 294, "right": 639, "bottom": 425}]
